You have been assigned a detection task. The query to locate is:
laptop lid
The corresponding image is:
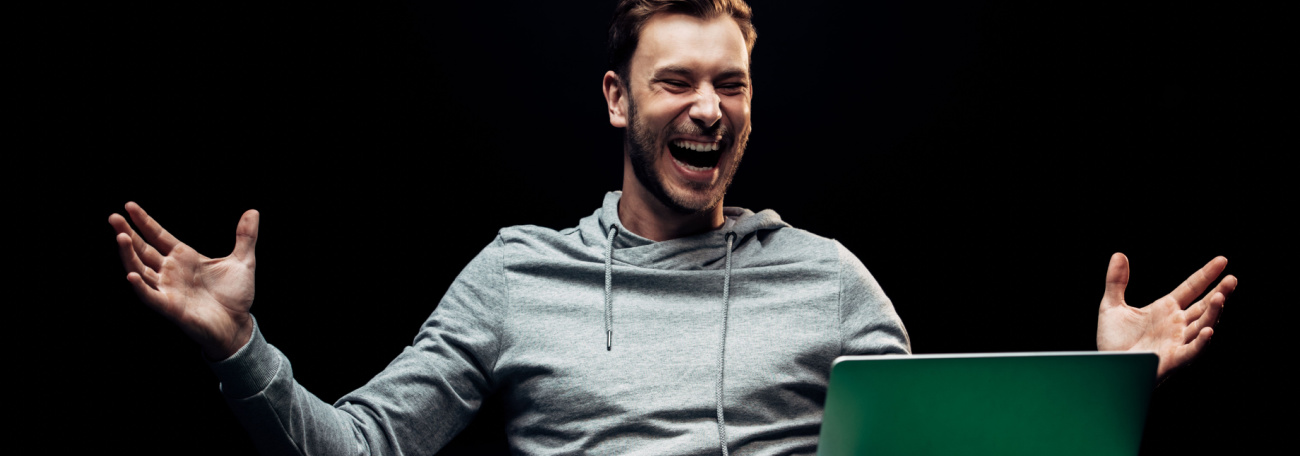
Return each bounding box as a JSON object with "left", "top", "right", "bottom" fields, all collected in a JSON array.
[{"left": 817, "top": 352, "right": 1157, "bottom": 456}]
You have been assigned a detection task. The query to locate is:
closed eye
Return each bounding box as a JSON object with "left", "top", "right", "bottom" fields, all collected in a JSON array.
[
  {"left": 652, "top": 78, "right": 692, "bottom": 93},
  {"left": 717, "top": 83, "right": 748, "bottom": 95}
]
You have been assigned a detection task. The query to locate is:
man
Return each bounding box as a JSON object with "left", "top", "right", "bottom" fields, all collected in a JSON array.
[{"left": 108, "top": 1, "right": 1236, "bottom": 454}]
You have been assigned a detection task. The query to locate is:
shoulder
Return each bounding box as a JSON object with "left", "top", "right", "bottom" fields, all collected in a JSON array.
[
  {"left": 495, "top": 224, "right": 582, "bottom": 246},
  {"left": 753, "top": 223, "right": 877, "bottom": 286},
  {"left": 736, "top": 222, "right": 845, "bottom": 270},
  {"left": 492, "top": 224, "right": 602, "bottom": 264}
]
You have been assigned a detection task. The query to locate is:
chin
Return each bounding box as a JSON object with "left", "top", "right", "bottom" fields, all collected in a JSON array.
[
  {"left": 665, "top": 193, "right": 723, "bottom": 214},
  {"left": 658, "top": 175, "right": 730, "bottom": 214}
]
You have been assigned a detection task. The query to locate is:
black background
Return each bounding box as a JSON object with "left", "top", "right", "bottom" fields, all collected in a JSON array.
[{"left": 19, "top": 0, "right": 1290, "bottom": 454}]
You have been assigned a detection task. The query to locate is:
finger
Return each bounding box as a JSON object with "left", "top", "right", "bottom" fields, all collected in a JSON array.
[
  {"left": 125, "top": 202, "right": 183, "bottom": 256},
  {"left": 126, "top": 272, "right": 179, "bottom": 318},
  {"left": 1186, "top": 291, "right": 1227, "bottom": 344},
  {"left": 1166, "top": 256, "right": 1227, "bottom": 309},
  {"left": 127, "top": 225, "right": 167, "bottom": 270},
  {"left": 1184, "top": 297, "right": 1206, "bottom": 323},
  {"left": 107, "top": 212, "right": 131, "bottom": 234},
  {"left": 109, "top": 213, "right": 159, "bottom": 266},
  {"left": 1158, "top": 326, "right": 1213, "bottom": 380},
  {"left": 231, "top": 209, "right": 259, "bottom": 264},
  {"left": 110, "top": 213, "right": 165, "bottom": 272},
  {"left": 115, "top": 232, "right": 160, "bottom": 288},
  {"left": 1178, "top": 326, "right": 1214, "bottom": 366},
  {"left": 1102, "top": 252, "right": 1129, "bottom": 307},
  {"left": 1212, "top": 273, "right": 1238, "bottom": 301},
  {"left": 1182, "top": 273, "right": 1235, "bottom": 320}
]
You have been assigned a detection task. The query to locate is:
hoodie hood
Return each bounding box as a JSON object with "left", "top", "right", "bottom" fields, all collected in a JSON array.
[{"left": 578, "top": 191, "right": 790, "bottom": 269}]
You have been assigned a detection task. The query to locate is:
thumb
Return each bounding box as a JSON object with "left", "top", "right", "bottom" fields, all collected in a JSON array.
[
  {"left": 1102, "top": 252, "right": 1129, "bottom": 308},
  {"left": 232, "top": 209, "right": 260, "bottom": 264}
]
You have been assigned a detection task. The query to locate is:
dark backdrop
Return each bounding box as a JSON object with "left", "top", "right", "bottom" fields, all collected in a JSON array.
[{"left": 21, "top": 1, "right": 1289, "bottom": 454}]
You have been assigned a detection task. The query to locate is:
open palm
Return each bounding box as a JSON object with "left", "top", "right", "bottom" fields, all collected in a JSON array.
[
  {"left": 1096, "top": 253, "right": 1236, "bottom": 380},
  {"left": 109, "top": 202, "right": 259, "bottom": 360}
]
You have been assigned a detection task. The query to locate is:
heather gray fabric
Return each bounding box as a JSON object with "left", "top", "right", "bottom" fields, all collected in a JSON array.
[{"left": 210, "top": 191, "right": 911, "bottom": 455}]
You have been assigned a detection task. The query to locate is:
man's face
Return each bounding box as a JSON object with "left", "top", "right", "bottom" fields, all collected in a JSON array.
[{"left": 620, "top": 13, "right": 752, "bottom": 214}]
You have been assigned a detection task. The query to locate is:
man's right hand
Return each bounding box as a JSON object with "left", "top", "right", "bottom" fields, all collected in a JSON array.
[{"left": 109, "top": 202, "right": 259, "bottom": 361}]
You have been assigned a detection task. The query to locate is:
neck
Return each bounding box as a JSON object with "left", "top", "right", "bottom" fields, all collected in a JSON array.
[{"left": 618, "top": 160, "right": 724, "bottom": 242}]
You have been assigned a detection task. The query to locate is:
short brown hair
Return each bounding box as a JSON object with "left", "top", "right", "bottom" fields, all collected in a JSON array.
[{"left": 608, "top": 0, "right": 756, "bottom": 83}]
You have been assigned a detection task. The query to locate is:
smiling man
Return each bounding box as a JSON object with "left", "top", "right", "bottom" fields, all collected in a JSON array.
[
  {"left": 607, "top": 6, "right": 753, "bottom": 241},
  {"left": 109, "top": 1, "right": 1236, "bottom": 455}
]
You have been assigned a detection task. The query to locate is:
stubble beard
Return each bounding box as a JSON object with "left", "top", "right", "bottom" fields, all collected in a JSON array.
[{"left": 625, "top": 93, "right": 749, "bottom": 215}]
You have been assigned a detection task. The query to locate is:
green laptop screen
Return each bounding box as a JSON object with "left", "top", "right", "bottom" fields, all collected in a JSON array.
[{"left": 818, "top": 352, "right": 1157, "bottom": 456}]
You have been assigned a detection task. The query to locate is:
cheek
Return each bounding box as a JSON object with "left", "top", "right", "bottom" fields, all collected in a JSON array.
[
  {"left": 647, "top": 94, "right": 699, "bottom": 125},
  {"left": 724, "top": 99, "right": 751, "bottom": 126}
]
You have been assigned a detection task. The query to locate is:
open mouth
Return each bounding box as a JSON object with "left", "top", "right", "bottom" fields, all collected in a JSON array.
[{"left": 668, "top": 140, "right": 723, "bottom": 171}]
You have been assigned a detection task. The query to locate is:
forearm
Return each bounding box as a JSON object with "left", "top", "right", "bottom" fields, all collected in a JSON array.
[
  {"left": 211, "top": 319, "right": 375, "bottom": 456},
  {"left": 206, "top": 238, "right": 507, "bottom": 455},
  {"left": 208, "top": 316, "right": 493, "bottom": 455}
]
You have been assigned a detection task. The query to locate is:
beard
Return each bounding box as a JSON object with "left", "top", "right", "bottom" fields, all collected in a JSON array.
[{"left": 625, "top": 94, "right": 749, "bottom": 214}]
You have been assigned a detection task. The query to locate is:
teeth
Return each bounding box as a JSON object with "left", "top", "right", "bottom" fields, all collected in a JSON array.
[
  {"left": 672, "top": 140, "right": 720, "bottom": 152},
  {"left": 674, "top": 157, "right": 714, "bottom": 171}
]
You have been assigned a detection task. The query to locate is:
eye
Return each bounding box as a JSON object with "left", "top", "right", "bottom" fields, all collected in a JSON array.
[
  {"left": 652, "top": 79, "right": 691, "bottom": 94},
  {"left": 717, "top": 83, "right": 747, "bottom": 94}
]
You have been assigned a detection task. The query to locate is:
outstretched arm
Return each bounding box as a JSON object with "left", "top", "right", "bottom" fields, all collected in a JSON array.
[
  {"left": 1096, "top": 253, "right": 1237, "bottom": 380},
  {"left": 110, "top": 203, "right": 504, "bottom": 455},
  {"left": 109, "top": 202, "right": 259, "bottom": 360}
]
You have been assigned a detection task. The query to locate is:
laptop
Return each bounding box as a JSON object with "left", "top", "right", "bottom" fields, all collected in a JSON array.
[{"left": 817, "top": 352, "right": 1157, "bottom": 456}]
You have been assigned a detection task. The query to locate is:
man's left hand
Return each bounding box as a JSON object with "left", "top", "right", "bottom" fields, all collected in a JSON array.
[{"left": 1096, "top": 253, "right": 1237, "bottom": 380}]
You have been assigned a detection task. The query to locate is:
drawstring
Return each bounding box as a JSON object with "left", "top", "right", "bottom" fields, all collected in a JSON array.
[
  {"left": 602, "top": 226, "right": 737, "bottom": 456},
  {"left": 716, "top": 231, "right": 736, "bottom": 456},
  {"left": 604, "top": 226, "right": 618, "bottom": 351}
]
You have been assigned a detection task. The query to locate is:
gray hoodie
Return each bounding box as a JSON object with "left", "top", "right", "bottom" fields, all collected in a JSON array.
[{"left": 212, "top": 192, "right": 910, "bottom": 455}]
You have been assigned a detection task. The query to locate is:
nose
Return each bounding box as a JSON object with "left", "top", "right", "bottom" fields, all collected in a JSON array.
[{"left": 688, "top": 86, "right": 722, "bottom": 128}]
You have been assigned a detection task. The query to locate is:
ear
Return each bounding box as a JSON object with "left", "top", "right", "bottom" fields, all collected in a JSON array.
[{"left": 603, "top": 70, "right": 628, "bottom": 128}]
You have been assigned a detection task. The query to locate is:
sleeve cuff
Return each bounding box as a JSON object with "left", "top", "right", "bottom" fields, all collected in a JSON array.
[{"left": 208, "top": 316, "right": 283, "bottom": 399}]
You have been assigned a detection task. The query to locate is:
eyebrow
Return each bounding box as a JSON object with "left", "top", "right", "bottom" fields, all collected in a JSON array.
[{"left": 652, "top": 65, "right": 750, "bottom": 81}]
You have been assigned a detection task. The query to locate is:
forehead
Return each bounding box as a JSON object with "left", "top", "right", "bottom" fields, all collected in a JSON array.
[{"left": 632, "top": 13, "right": 750, "bottom": 77}]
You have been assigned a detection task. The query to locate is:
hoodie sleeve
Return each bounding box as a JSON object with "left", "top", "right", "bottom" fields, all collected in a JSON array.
[
  {"left": 836, "top": 241, "right": 912, "bottom": 356},
  {"left": 209, "top": 235, "right": 507, "bottom": 456}
]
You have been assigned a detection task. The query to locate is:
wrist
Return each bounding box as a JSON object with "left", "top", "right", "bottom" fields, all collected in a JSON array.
[{"left": 203, "top": 315, "right": 254, "bottom": 361}]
